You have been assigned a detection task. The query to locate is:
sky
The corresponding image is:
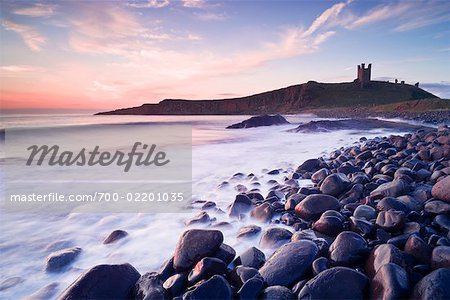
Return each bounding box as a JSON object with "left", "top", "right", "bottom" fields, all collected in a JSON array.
[{"left": 1, "top": 0, "right": 450, "bottom": 110}]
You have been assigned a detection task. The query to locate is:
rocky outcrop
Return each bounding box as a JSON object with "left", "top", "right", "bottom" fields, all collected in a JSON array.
[
  {"left": 96, "top": 81, "right": 437, "bottom": 115},
  {"left": 226, "top": 114, "right": 289, "bottom": 129}
]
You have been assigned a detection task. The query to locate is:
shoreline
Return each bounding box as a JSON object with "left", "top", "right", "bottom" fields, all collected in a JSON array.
[{"left": 54, "top": 124, "right": 450, "bottom": 299}]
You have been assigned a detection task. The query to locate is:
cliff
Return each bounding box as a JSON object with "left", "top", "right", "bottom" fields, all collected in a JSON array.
[{"left": 96, "top": 81, "right": 438, "bottom": 115}]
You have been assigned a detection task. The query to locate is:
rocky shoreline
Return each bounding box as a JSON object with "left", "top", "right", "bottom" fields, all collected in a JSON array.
[
  {"left": 51, "top": 125, "right": 450, "bottom": 299},
  {"left": 306, "top": 107, "right": 450, "bottom": 125}
]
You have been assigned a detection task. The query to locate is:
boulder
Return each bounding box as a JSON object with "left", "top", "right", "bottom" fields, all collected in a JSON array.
[
  {"left": 250, "top": 203, "right": 274, "bottom": 223},
  {"left": 376, "top": 210, "right": 405, "bottom": 232},
  {"left": 366, "top": 244, "right": 404, "bottom": 278},
  {"left": 260, "top": 286, "right": 295, "bottom": 300},
  {"left": 173, "top": 229, "right": 223, "bottom": 271},
  {"left": 227, "top": 115, "right": 289, "bottom": 129},
  {"left": 328, "top": 231, "right": 369, "bottom": 266},
  {"left": 103, "top": 230, "right": 128, "bottom": 244},
  {"left": 229, "top": 194, "right": 253, "bottom": 217},
  {"left": 259, "top": 227, "right": 293, "bottom": 249},
  {"left": 237, "top": 225, "right": 262, "bottom": 240},
  {"left": 370, "top": 179, "right": 411, "bottom": 199},
  {"left": 295, "top": 194, "right": 340, "bottom": 220},
  {"left": 182, "top": 275, "right": 232, "bottom": 300},
  {"left": 46, "top": 247, "right": 82, "bottom": 272},
  {"left": 369, "top": 263, "right": 410, "bottom": 300},
  {"left": 353, "top": 205, "right": 376, "bottom": 220},
  {"left": 259, "top": 240, "right": 318, "bottom": 287},
  {"left": 188, "top": 257, "right": 227, "bottom": 284},
  {"left": 411, "top": 268, "right": 450, "bottom": 300},
  {"left": 404, "top": 234, "right": 431, "bottom": 264},
  {"left": 298, "top": 267, "right": 369, "bottom": 299},
  {"left": 56, "top": 263, "right": 140, "bottom": 300},
  {"left": 134, "top": 272, "right": 167, "bottom": 300},
  {"left": 233, "top": 247, "right": 266, "bottom": 269},
  {"left": 297, "top": 159, "right": 322, "bottom": 173},
  {"left": 431, "top": 175, "right": 450, "bottom": 202},
  {"left": 320, "top": 173, "right": 351, "bottom": 197},
  {"left": 431, "top": 246, "right": 450, "bottom": 269}
]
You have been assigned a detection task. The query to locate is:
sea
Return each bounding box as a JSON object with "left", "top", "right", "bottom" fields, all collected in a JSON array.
[{"left": 0, "top": 113, "right": 430, "bottom": 299}]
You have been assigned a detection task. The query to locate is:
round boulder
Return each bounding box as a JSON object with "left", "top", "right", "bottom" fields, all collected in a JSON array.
[
  {"left": 295, "top": 194, "right": 340, "bottom": 220},
  {"left": 431, "top": 175, "right": 450, "bottom": 202},
  {"left": 320, "top": 173, "right": 351, "bottom": 197},
  {"left": 329, "top": 231, "right": 369, "bottom": 266},
  {"left": 411, "top": 268, "right": 450, "bottom": 300}
]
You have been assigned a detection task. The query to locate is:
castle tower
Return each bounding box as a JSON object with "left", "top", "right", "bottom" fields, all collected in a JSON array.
[{"left": 357, "top": 63, "right": 371, "bottom": 88}]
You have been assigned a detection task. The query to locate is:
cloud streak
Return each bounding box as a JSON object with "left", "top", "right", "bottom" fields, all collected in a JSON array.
[
  {"left": 12, "top": 3, "right": 57, "bottom": 17},
  {"left": 0, "top": 20, "right": 46, "bottom": 51}
]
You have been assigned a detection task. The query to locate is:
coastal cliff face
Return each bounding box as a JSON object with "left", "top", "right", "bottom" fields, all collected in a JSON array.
[{"left": 97, "top": 81, "right": 437, "bottom": 115}]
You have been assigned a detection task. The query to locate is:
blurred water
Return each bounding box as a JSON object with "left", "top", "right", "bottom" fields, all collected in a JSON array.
[{"left": 0, "top": 113, "right": 415, "bottom": 299}]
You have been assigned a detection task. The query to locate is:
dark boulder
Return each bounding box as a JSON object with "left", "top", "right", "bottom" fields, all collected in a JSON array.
[
  {"left": 312, "top": 214, "right": 345, "bottom": 237},
  {"left": 250, "top": 203, "right": 274, "bottom": 223},
  {"left": 134, "top": 272, "right": 167, "bottom": 300},
  {"left": 229, "top": 194, "right": 253, "bottom": 217},
  {"left": 260, "top": 286, "right": 295, "bottom": 300},
  {"left": 376, "top": 210, "right": 405, "bottom": 232},
  {"left": 296, "top": 159, "right": 322, "bottom": 173},
  {"left": 320, "top": 173, "right": 351, "bottom": 197},
  {"left": 353, "top": 205, "right": 376, "bottom": 220},
  {"left": 227, "top": 114, "right": 289, "bottom": 129},
  {"left": 103, "top": 230, "right": 128, "bottom": 244},
  {"left": 233, "top": 247, "right": 266, "bottom": 269},
  {"left": 212, "top": 244, "right": 236, "bottom": 265},
  {"left": 404, "top": 234, "right": 431, "bottom": 264},
  {"left": 259, "top": 240, "right": 318, "bottom": 287},
  {"left": 183, "top": 275, "right": 232, "bottom": 300},
  {"left": 294, "top": 194, "right": 340, "bottom": 220},
  {"left": 328, "top": 231, "right": 369, "bottom": 266},
  {"left": 431, "top": 175, "right": 450, "bottom": 202},
  {"left": 431, "top": 246, "right": 450, "bottom": 269},
  {"left": 370, "top": 179, "right": 411, "bottom": 199},
  {"left": 298, "top": 267, "right": 369, "bottom": 299},
  {"left": 311, "top": 168, "right": 330, "bottom": 183},
  {"left": 411, "top": 268, "right": 450, "bottom": 300},
  {"left": 312, "top": 257, "right": 329, "bottom": 276},
  {"left": 376, "top": 197, "right": 410, "bottom": 213},
  {"left": 188, "top": 257, "right": 227, "bottom": 284},
  {"left": 366, "top": 244, "right": 404, "bottom": 278},
  {"left": 57, "top": 263, "right": 140, "bottom": 300},
  {"left": 259, "top": 227, "right": 292, "bottom": 249},
  {"left": 238, "top": 277, "right": 264, "bottom": 300},
  {"left": 173, "top": 229, "right": 223, "bottom": 271},
  {"left": 237, "top": 225, "right": 262, "bottom": 240},
  {"left": 46, "top": 247, "right": 82, "bottom": 272},
  {"left": 369, "top": 263, "right": 410, "bottom": 300}
]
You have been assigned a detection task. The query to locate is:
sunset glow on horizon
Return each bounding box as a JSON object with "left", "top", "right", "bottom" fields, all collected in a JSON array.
[{"left": 1, "top": 0, "right": 450, "bottom": 110}]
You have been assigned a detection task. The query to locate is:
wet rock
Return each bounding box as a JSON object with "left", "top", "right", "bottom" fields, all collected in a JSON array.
[
  {"left": 294, "top": 194, "right": 340, "bottom": 220},
  {"left": 232, "top": 266, "right": 260, "bottom": 286},
  {"left": 284, "top": 194, "right": 305, "bottom": 210},
  {"left": 411, "top": 268, "right": 450, "bottom": 300},
  {"left": 370, "top": 179, "right": 411, "bottom": 199},
  {"left": 431, "top": 175, "right": 450, "bottom": 202},
  {"left": 213, "top": 244, "right": 236, "bottom": 266},
  {"left": 311, "top": 168, "right": 331, "bottom": 183},
  {"left": 103, "top": 230, "right": 128, "bottom": 244},
  {"left": 320, "top": 173, "right": 351, "bottom": 197},
  {"left": 183, "top": 275, "right": 232, "bottom": 300},
  {"left": 237, "top": 225, "right": 262, "bottom": 240},
  {"left": 297, "top": 159, "right": 322, "bottom": 173},
  {"left": 229, "top": 194, "right": 253, "bottom": 217},
  {"left": 57, "top": 263, "right": 140, "bottom": 300},
  {"left": 369, "top": 263, "right": 410, "bottom": 300},
  {"left": 227, "top": 114, "right": 289, "bottom": 129},
  {"left": 233, "top": 247, "right": 266, "bottom": 269},
  {"left": 163, "top": 273, "right": 187, "bottom": 297},
  {"left": 376, "top": 210, "right": 405, "bottom": 232},
  {"left": 366, "top": 244, "right": 404, "bottom": 278},
  {"left": 298, "top": 267, "right": 369, "bottom": 299},
  {"left": 376, "top": 197, "right": 410, "bottom": 213},
  {"left": 238, "top": 277, "right": 264, "bottom": 300},
  {"left": 349, "top": 216, "right": 375, "bottom": 238},
  {"left": 201, "top": 201, "right": 216, "bottom": 210},
  {"left": 312, "top": 257, "right": 329, "bottom": 276},
  {"left": 431, "top": 246, "right": 450, "bottom": 269},
  {"left": 353, "top": 204, "right": 377, "bottom": 220},
  {"left": 185, "top": 211, "right": 211, "bottom": 226},
  {"left": 329, "top": 231, "right": 369, "bottom": 266},
  {"left": 134, "top": 272, "right": 167, "bottom": 300},
  {"left": 46, "top": 247, "right": 82, "bottom": 272},
  {"left": 425, "top": 200, "right": 450, "bottom": 214},
  {"left": 259, "top": 240, "right": 318, "bottom": 287},
  {"left": 433, "top": 214, "right": 450, "bottom": 232},
  {"left": 312, "top": 214, "right": 345, "bottom": 237},
  {"left": 250, "top": 203, "right": 274, "bottom": 223},
  {"left": 260, "top": 286, "right": 295, "bottom": 300},
  {"left": 259, "top": 227, "right": 292, "bottom": 249},
  {"left": 188, "top": 257, "right": 227, "bottom": 284},
  {"left": 404, "top": 234, "right": 431, "bottom": 264},
  {"left": 173, "top": 229, "right": 223, "bottom": 271}
]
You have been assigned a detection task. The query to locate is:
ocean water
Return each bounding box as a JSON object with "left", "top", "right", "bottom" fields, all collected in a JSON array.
[{"left": 0, "top": 113, "right": 419, "bottom": 299}]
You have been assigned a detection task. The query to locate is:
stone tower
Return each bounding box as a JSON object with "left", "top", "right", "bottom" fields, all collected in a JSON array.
[{"left": 357, "top": 63, "right": 371, "bottom": 88}]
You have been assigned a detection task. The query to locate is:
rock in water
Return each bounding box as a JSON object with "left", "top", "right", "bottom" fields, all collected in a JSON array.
[
  {"left": 229, "top": 194, "right": 253, "bottom": 217},
  {"left": 329, "top": 231, "right": 369, "bottom": 266},
  {"left": 431, "top": 246, "right": 450, "bottom": 269},
  {"left": 369, "top": 263, "right": 410, "bottom": 300},
  {"left": 233, "top": 247, "right": 266, "bottom": 269},
  {"left": 56, "top": 263, "right": 140, "bottom": 300},
  {"left": 188, "top": 257, "right": 227, "bottom": 284},
  {"left": 134, "top": 272, "right": 167, "bottom": 300},
  {"left": 298, "top": 267, "right": 369, "bottom": 299},
  {"left": 412, "top": 268, "right": 450, "bottom": 300},
  {"left": 183, "top": 275, "right": 232, "bottom": 300},
  {"left": 45, "top": 247, "right": 82, "bottom": 272},
  {"left": 226, "top": 115, "right": 289, "bottom": 129},
  {"left": 370, "top": 179, "right": 411, "bottom": 199},
  {"left": 431, "top": 175, "right": 450, "bottom": 202},
  {"left": 259, "top": 240, "right": 318, "bottom": 287},
  {"left": 103, "top": 230, "right": 128, "bottom": 244},
  {"left": 259, "top": 227, "right": 292, "bottom": 249},
  {"left": 173, "top": 229, "right": 223, "bottom": 271},
  {"left": 294, "top": 194, "right": 340, "bottom": 220}
]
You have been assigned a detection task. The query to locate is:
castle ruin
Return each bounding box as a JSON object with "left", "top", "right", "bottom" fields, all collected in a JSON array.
[{"left": 357, "top": 63, "right": 371, "bottom": 88}]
